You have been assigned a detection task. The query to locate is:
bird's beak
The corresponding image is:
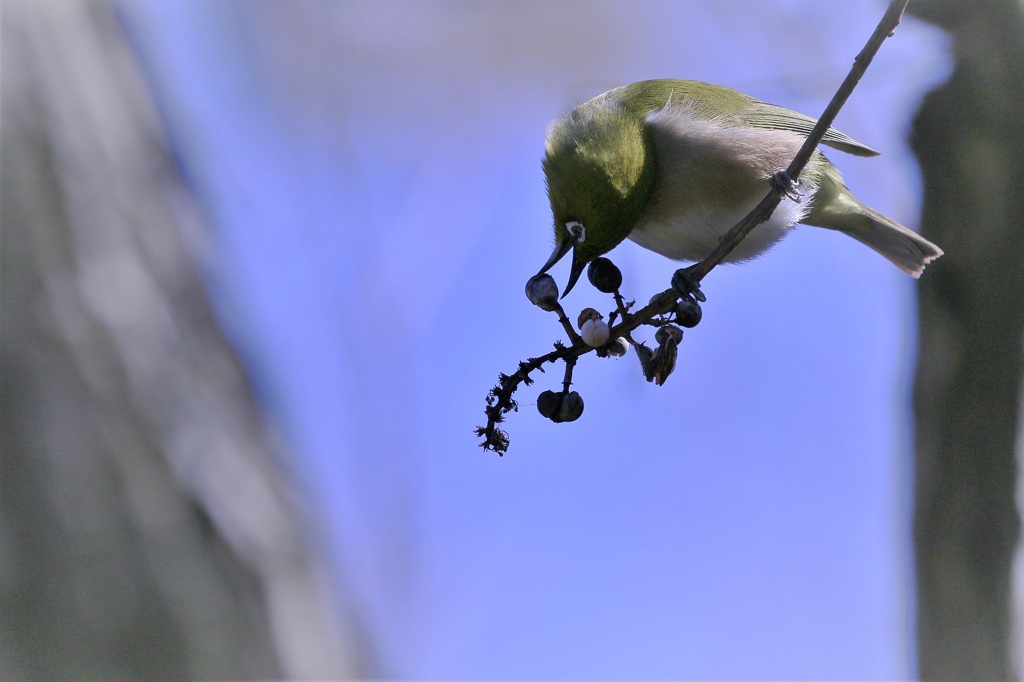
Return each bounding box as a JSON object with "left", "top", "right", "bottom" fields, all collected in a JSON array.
[
  {"left": 537, "top": 233, "right": 587, "bottom": 299},
  {"left": 538, "top": 233, "right": 573, "bottom": 276},
  {"left": 562, "top": 251, "right": 587, "bottom": 298}
]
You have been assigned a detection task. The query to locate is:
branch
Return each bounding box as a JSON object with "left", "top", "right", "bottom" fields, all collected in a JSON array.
[
  {"left": 686, "top": 0, "right": 910, "bottom": 282},
  {"left": 596, "top": 0, "right": 913, "bottom": 335},
  {"left": 478, "top": 0, "right": 911, "bottom": 454}
]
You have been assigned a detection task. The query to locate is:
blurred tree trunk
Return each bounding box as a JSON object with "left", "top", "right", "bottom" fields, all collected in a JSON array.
[
  {"left": 1, "top": 1, "right": 363, "bottom": 679},
  {"left": 910, "top": 1, "right": 1024, "bottom": 680}
]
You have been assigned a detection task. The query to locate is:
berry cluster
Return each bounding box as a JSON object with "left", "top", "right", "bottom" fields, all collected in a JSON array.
[{"left": 478, "top": 257, "right": 704, "bottom": 453}]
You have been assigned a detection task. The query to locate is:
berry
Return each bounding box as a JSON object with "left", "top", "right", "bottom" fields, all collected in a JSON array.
[
  {"left": 557, "top": 391, "right": 585, "bottom": 422},
  {"left": 576, "top": 307, "right": 601, "bottom": 328},
  {"left": 536, "top": 390, "right": 560, "bottom": 419},
  {"left": 674, "top": 298, "right": 702, "bottom": 328},
  {"left": 655, "top": 325, "right": 683, "bottom": 346},
  {"left": 586, "top": 257, "right": 622, "bottom": 293},
  {"left": 606, "top": 337, "right": 629, "bottom": 357},
  {"left": 537, "top": 390, "right": 585, "bottom": 423},
  {"left": 580, "top": 318, "right": 610, "bottom": 347},
  {"left": 525, "top": 274, "right": 559, "bottom": 311}
]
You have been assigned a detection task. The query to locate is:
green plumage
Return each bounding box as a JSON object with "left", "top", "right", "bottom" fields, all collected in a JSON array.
[
  {"left": 539, "top": 79, "right": 942, "bottom": 295},
  {"left": 595, "top": 80, "right": 880, "bottom": 157}
]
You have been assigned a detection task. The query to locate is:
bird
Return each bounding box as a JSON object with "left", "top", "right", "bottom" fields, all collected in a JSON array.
[{"left": 537, "top": 79, "right": 943, "bottom": 297}]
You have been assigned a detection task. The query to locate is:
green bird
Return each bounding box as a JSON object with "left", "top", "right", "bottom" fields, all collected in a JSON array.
[{"left": 538, "top": 79, "right": 943, "bottom": 296}]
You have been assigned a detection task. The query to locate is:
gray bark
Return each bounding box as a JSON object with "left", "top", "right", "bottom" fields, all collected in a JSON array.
[
  {"left": 1, "top": 2, "right": 363, "bottom": 679},
  {"left": 910, "top": 1, "right": 1024, "bottom": 680}
]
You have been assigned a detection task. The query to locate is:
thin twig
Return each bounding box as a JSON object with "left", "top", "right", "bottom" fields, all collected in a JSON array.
[{"left": 686, "top": 0, "right": 910, "bottom": 282}]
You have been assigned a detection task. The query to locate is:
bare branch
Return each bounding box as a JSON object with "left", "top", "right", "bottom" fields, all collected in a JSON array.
[{"left": 686, "top": 0, "right": 911, "bottom": 282}]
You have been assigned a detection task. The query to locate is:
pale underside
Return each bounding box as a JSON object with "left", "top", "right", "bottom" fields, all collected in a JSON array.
[{"left": 629, "top": 106, "right": 818, "bottom": 263}]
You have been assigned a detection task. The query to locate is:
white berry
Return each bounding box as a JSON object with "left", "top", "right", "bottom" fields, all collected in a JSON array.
[{"left": 580, "top": 318, "right": 610, "bottom": 347}]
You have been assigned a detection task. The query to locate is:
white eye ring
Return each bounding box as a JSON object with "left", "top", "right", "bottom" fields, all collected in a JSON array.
[{"left": 566, "top": 221, "right": 586, "bottom": 243}]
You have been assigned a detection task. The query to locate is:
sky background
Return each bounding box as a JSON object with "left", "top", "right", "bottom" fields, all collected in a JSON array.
[{"left": 118, "top": 1, "right": 953, "bottom": 678}]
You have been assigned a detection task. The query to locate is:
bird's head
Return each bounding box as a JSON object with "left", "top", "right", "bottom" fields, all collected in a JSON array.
[{"left": 539, "top": 103, "right": 655, "bottom": 296}]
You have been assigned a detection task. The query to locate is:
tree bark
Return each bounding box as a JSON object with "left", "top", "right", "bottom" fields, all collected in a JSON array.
[
  {"left": 910, "top": 1, "right": 1024, "bottom": 680},
  {"left": 1, "top": 2, "right": 363, "bottom": 678}
]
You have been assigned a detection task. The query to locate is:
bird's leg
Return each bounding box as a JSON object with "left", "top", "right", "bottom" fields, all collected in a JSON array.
[
  {"left": 770, "top": 170, "right": 801, "bottom": 201},
  {"left": 670, "top": 264, "right": 706, "bottom": 303}
]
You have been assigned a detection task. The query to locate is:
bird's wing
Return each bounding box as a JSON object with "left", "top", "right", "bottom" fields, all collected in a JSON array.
[
  {"left": 600, "top": 80, "right": 881, "bottom": 158},
  {"left": 743, "top": 100, "right": 880, "bottom": 157}
]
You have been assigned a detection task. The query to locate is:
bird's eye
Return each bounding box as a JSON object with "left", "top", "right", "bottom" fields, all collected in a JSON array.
[{"left": 566, "top": 221, "right": 586, "bottom": 243}]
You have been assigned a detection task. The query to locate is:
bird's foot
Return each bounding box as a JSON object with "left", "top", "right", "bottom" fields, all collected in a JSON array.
[
  {"left": 671, "top": 265, "right": 706, "bottom": 303},
  {"left": 770, "top": 170, "right": 801, "bottom": 201}
]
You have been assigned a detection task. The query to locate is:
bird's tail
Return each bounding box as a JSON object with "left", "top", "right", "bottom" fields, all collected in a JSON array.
[
  {"left": 806, "top": 172, "right": 943, "bottom": 278},
  {"left": 836, "top": 203, "right": 943, "bottom": 278}
]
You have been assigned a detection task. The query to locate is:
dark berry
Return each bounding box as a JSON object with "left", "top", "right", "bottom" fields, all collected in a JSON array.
[
  {"left": 537, "top": 390, "right": 560, "bottom": 419},
  {"left": 557, "top": 391, "right": 584, "bottom": 422},
  {"left": 674, "top": 298, "right": 702, "bottom": 328},
  {"left": 586, "top": 257, "right": 622, "bottom": 293},
  {"left": 655, "top": 325, "right": 683, "bottom": 346},
  {"left": 525, "top": 274, "right": 559, "bottom": 311},
  {"left": 538, "top": 390, "right": 584, "bottom": 423},
  {"left": 576, "top": 307, "right": 601, "bottom": 329}
]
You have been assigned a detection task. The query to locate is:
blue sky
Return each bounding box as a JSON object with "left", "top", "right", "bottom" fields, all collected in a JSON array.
[{"left": 119, "top": 1, "right": 950, "bottom": 677}]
